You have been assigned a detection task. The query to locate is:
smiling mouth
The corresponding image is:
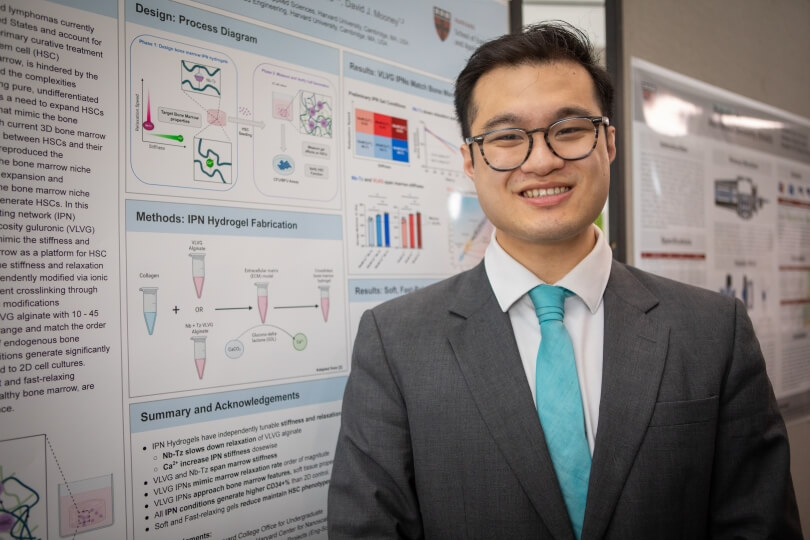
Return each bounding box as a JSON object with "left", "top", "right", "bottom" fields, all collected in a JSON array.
[{"left": 522, "top": 186, "right": 571, "bottom": 198}]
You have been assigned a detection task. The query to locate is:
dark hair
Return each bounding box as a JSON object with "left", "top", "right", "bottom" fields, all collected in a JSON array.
[{"left": 454, "top": 21, "right": 613, "bottom": 140}]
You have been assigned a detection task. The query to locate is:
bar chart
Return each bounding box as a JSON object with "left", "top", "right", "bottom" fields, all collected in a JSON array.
[{"left": 355, "top": 203, "right": 423, "bottom": 250}]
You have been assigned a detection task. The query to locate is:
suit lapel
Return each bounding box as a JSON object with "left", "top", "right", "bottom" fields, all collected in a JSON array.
[
  {"left": 447, "top": 264, "right": 575, "bottom": 540},
  {"left": 582, "top": 262, "right": 669, "bottom": 540}
]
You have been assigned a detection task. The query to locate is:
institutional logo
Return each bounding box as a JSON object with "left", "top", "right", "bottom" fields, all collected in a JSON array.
[{"left": 434, "top": 7, "right": 451, "bottom": 41}]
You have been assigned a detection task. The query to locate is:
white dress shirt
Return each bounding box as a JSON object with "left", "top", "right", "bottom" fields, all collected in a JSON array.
[{"left": 483, "top": 225, "right": 613, "bottom": 453}]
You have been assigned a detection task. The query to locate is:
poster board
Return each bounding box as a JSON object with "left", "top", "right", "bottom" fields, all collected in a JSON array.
[
  {"left": 0, "top": 1, "right": 507, "bottom": 538},
  {"left": 631, "top": 58, "right": 810, "bottom": 416}
]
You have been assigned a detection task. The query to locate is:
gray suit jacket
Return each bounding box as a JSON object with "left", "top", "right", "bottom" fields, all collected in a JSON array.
[{"left": 328, "top": 261, "right": 801, "bottom": 539}]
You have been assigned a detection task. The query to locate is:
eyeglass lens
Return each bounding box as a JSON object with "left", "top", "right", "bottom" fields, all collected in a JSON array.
[{"left": 479, "top": 117, "right": 599, "bottom": 170}]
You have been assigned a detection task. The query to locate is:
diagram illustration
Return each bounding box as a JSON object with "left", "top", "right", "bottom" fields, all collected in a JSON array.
[
  {"left": 351, "top": 190, "right": 434, "bottom": 273},
  {"left": 355, "top": 203, "right": 423, "bottom": 250},
  {"left": 130, "top": 35, "right": 238, "bottom": 191},
  {"left": 1, "top": 437, "right": 45, "bottom": 540},
  {"left": 190, "top": 254, "right": 206, "bottom": 298},
  {"left": 448, "top": 193, "right": 493, "bottom": 272},
  {"left": 125, "top": 206, "right": 347, "bottom": 396},
  {"left": 719, "top": 273, "right": 765, "bottom": 312},
  {"left": 132, "top": 263, "right": 339, "bottom": 389},
  {"left": 714, "top": 176, "right": 767, "bottom": 219},
  {"left": 0, "top": 467, "right": 40, "bottom": 540},
  {"left": 407, "top": 119, "right": 468, "bottom": 178},
  {"left": 139, "top": 287, "right": 158, "bottom": 336},
  {"left": 252, "top": 64, "right": 339, "bottom": 202},
  {"left": 1, "top": 437, "right": 114, "bottom": 539},
  {"left": 354, "top": 108, "right": 409, "bottom": 163},
  {"left": 58, "top": 476, "right": 113, "bottom": 536}
]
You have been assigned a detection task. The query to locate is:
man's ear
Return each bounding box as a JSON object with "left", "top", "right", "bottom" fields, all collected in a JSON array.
[
  {"left": 606, "top": 125, "right": 617, "bottom": 163},
  {"left": 461, "top": 143, "right": 475, "bottom": 179}
]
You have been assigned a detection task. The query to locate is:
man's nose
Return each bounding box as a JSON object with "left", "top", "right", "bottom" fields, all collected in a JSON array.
[{"left": 519, "top": 132, "right": 565, "bottom": 174}]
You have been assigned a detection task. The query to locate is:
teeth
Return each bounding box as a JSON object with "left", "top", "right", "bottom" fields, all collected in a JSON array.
[{"left": 523, "top": 186, "right": 570, "bottom": 198}]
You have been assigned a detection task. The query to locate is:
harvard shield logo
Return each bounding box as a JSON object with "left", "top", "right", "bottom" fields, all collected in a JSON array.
[{"left": 434, "top": 7, "right": 451, "bottom": 41}]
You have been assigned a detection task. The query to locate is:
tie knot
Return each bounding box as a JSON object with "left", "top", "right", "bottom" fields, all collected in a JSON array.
[{"left": 528, "top": 284, "right": 570, "bottom": 325}]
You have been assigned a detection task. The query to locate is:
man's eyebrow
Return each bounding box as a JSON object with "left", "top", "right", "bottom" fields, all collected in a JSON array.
[
  {"left": 478, "top": 106, "right": 599, "bottom": 133},
  {"left": 554, "top": 105, "right": 595, "bottom": 118},
  {"left": 480, "top": 113, "right": 521, "bottom": 133}
]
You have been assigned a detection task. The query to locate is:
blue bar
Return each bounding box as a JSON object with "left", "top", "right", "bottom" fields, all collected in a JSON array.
[
  {"left": 376, "top": 214, "right": 382, "bottom": 247},
  {"left": 384, "top": 213, "right": 391, "bottom": 247}
]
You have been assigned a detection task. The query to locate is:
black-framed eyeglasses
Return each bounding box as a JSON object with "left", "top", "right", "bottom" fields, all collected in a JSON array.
[{"left": 465, "top": 116, "right": 609, "bottom": 171}]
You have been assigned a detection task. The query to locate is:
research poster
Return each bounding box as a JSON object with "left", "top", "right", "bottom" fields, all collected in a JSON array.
[
  {"left": 631, "top": 58, "right": 810, "bottom": 411},
  {"left": 0, "top": 1, "right": 507, "bottom": 538}
]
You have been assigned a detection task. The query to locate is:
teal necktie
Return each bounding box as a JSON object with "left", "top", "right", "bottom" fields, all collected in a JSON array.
[{"left": 528, "top": 284, "right": 590, "bottom": 539}]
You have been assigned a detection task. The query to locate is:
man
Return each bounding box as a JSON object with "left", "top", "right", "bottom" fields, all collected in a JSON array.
[{"left": 328, "top": 22, "right": 801, "bottom": 539}]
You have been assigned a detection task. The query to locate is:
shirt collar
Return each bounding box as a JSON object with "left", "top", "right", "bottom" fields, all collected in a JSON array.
[{"left": 484, "top": 224, "right": 613, "bottom": 314}]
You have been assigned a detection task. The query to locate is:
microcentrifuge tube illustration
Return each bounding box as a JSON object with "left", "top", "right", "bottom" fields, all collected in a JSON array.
[
  {"left": 139, "top": 287, "right": 158, "bottom": 335},
  {"left": 255, "top": 282, "right": 269, "bottom": 324},
  {"left": 319, "top": 285, "right": 330, "bottom": 322},
  {"left": 191, "top": 337, "right": 207, "bottom": 379},
  {"left": 190, "top": 254, "right": 206, "bottom": 298}
]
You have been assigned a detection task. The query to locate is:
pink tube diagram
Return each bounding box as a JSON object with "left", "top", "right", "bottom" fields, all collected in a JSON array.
[
  {"left": 191, "top": 336, "right": 207, "bottom": 379},
  {"left": 190, "top": 254, "right": 205, "bottom": 298},
  {"left": 319, "top": 285, "right": 330, "bottom": 322},
  {"left": 256, "top": 282, "right": 269, "bottom": 323}
]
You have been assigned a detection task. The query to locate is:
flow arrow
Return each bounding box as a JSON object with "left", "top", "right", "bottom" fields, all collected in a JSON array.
[{"left": 227, "top": 116, "right": 266, "bottom": 128}]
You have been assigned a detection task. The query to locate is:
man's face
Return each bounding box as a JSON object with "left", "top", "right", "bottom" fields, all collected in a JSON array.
[{"left": 461, "top": 61, "right": 616, "bottom": 259}]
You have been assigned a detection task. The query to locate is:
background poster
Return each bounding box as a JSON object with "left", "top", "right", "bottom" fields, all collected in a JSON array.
[
  {"left": 0, "top": 1, "right": 507, "bottom": 538},
  {"left": 631, "top": 58, "right": 810, "bottom": 408}
]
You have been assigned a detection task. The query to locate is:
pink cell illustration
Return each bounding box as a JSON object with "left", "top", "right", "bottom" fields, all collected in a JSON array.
[
  {"left": 207, "top": 109, "right": 227, "bottom": 126},
  {"left": 59, "top": 478, "right": 113, "bottom": 536},
  {"left": 272, "top": 93, "right": 293, "bottom": 121}
]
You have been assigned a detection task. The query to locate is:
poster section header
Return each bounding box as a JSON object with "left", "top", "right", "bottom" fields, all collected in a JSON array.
[
  {"left": 632, "top": 59, "right": 810, "bottom": 166},
  {"left": 131, "top": 376, "right": 347, "bottom": 432},
  {"left": 344, "top": 53, "right": 454, "bottom": 105},
  {"left": 125, "top": 200, "right": 342, "bottom": 240},
  {"left": 128, "top": 0, "right": 339, "bottom": 74},
  {"left": 348, "top": 278, "right": 438, "bottom": 303},
  {"left": 194, "top": 0, "right": 508, "bottom": 79}
]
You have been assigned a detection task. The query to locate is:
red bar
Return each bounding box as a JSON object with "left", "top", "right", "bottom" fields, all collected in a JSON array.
[
  {"left": 401, "top": 217, "right": 408, "bottom": 248},
  {"left": 778, "top": 197, "right": 810, "bottom": 209},
  {"left": 640, "top": 252, "right": 706, "bottom": 260},
  {"left": 416, "top": 212, "right": 422, "bottom": 249},
  {"left": 409, "top": 214, "right": 415, "bottom": 249},
  {"left": 780, "top": 298, "right": 810, "bottom": 305}
]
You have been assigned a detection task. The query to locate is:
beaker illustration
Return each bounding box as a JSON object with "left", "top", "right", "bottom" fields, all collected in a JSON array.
[
  {"left": 255, "top": 282, "right": 269, "bottom": 323},
  {"left": 191, "top": 336, "right": 207, "bottom": 379},
  {"left": 190, "top": 254, "right": 205, "bottom": 298},
  {"left": 139, "top": 287, "right": 158, "bottom": 335},
  {"left": 319, "top": 285, "right": 330, "bottom": 322}
]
